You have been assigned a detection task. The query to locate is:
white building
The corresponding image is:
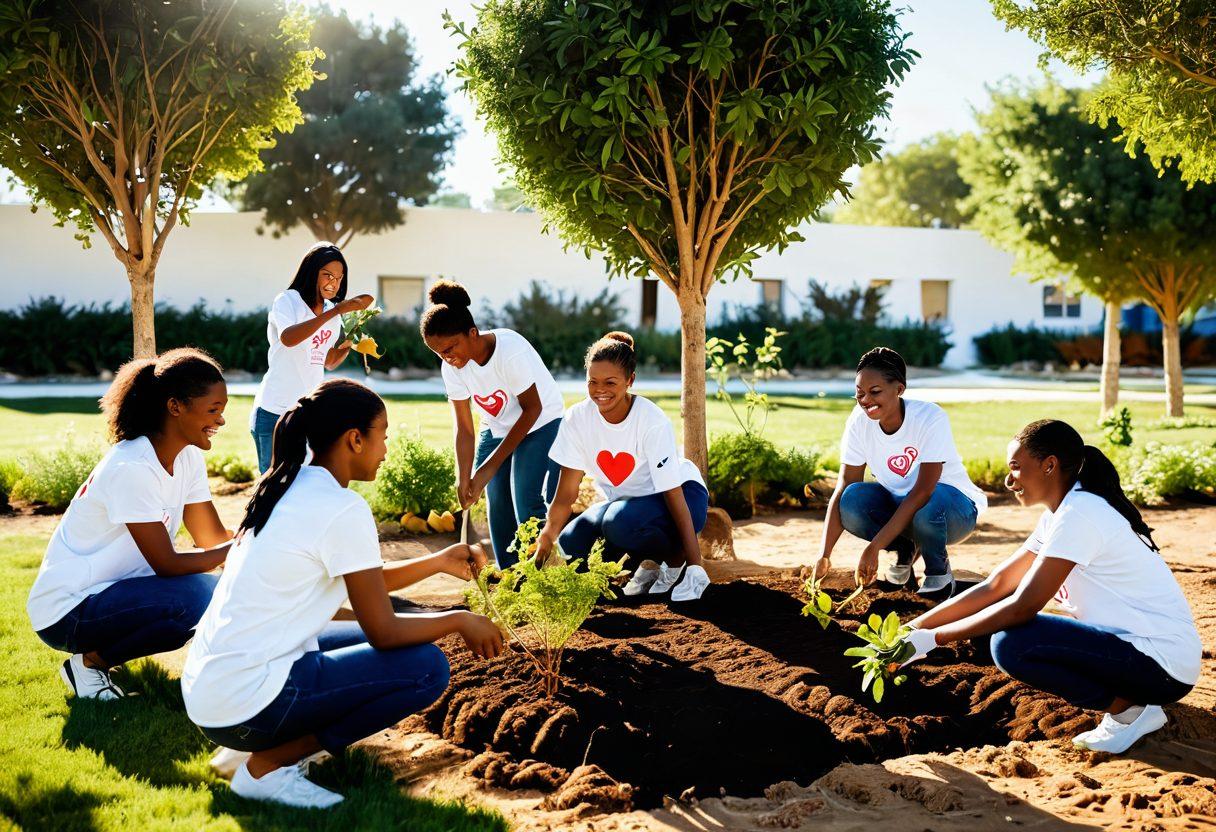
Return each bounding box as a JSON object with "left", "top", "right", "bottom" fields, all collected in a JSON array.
[{"left": 0, "top": 204, "right": 1098, "bottom": 367}]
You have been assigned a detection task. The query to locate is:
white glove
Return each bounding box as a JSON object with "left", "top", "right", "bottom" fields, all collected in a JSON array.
[{"left": 900, "top": 627, "right": 940, "bottom": 668}]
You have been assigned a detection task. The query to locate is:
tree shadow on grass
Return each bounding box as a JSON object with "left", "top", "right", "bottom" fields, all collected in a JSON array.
[{"left": 0, "top": 776, "right": 104, "bottom": 832}]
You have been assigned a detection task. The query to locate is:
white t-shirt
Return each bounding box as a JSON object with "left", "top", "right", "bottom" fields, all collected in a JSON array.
[
  {"left": 1024, "top": 485, "right": 1201, "bottom": 685},
  {"left": 549, "top": 396, "right": 704, "bottom": 501},
  {"left": 182, "top": 466, "right": 383, "bottom": 727},
  {"left": 252, "top": 289, "right": 342, "bottom": 419},
  {"left": 840, "top": 399, "right": 987, "bottom": 515},
  {"left": 440, "top": 329, "right": 564, "bottom": 439},
  {"left": 27, "top": 437, "right": 211, "bottom": 630}
]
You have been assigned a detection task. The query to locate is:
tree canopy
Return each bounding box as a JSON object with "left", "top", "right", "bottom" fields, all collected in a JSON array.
[
  {"left": 233, "top": 7, "right": 457, "bottom": 247},
  {"left": 833, "top": 132, "right": 972, "bottom": 228},
  {"left": 991, "top": 0, "right": 1216, "bottom": 183}
]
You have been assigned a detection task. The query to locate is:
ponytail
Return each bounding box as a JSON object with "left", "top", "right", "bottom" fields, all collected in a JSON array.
[
  {"left": 102, "top": 348, "right": 224, "bottom": 442},
  {"left": 238, "top": 379, "right": 386, "bottom": 537},
  {"left": 1015, "top": 419, "right": 1158, "bottom": 552}
]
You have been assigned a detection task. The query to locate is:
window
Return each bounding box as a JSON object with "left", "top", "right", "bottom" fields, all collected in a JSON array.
[
  {"left": 378, "top": 276, "right": 426, "bottom": 316},
  {"left": 640, "top": 278, "right": 658, "bottom": 328},
  {"left": 1043, "top": 285, "right": 1082, "bottom": 318},
  {"left": 920, "top": 279, "right": 950, "bottom": 322},
  {"left": 756, "top": 278, "right": 783, "bottom": 315}
]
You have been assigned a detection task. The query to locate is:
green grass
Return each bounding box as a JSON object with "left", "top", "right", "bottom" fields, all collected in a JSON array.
[{"left": 0, "top": 534, "right": 509, "bottom": 832}]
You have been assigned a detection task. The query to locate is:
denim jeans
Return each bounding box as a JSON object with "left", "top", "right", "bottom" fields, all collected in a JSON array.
[
  {"left": 475, "top": 418, "right": 561, "bottom": 568},
  {"left": 199, "top": 621, "right": 450, "bottom": 754},
  {"left": 559, "top": 480, "right": 709, "bottom": 564},
  {"left": 991, "top": 614, "right": 1193, "bottom": 710},
  {"left": 35, "top": 572, "right": 218, "bottom": 668},
  {"left": 838, "top": 481, "right": 977, "bottom": 576},
  {"left": 251, "top": 407, "right": 281, "bottom": 474}
]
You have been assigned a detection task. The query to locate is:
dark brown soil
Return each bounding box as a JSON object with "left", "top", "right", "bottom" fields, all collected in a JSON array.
[{"left": 423, "top": 574, "right": 1095, "bottom": 808}]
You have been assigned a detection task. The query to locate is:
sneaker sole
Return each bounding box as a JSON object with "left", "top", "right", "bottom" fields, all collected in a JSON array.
[{"left": 59, "top": 660, "right": 76, "bottom": 696}]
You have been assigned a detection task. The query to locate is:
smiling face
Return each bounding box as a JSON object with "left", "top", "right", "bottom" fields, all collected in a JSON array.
[
  {"left": 424, "top": 330, "right": 478, "bottom": 369},
  {"left": 587, "top": 359, "right": 633, "bottom": 417},
  {"left": 168, "top": 381, "right": 227, "bottom": 451},
  {"left": 349, "top": 410, "right": 389, "bottom": 481},
  {"left": 316, "top": 259, "right": 345, "bottom": 302},
  {"left": 854, "top": 367, "right": 904, "bottom": 423},
  {"left": 1005, "top": 439, "right": 1055, "bottom": 507}
]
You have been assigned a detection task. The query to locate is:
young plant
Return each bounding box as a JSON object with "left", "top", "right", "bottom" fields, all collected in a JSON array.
[
  {"left": 341, "top": 305, "right": 385, "bottom": 373},
  {"left": 705, "top": 327, "right": 786, "bottom": 438},
  {"left": 1099, "top": 406, "right": 1133, "bottom": 447},
  {"left": 800, "top": 573, "right": 865, "bottom": 629},
  {"left": 466, "top": 518, "right": 627, "bottom": 697},
  {"left": 844, "top": 612, "right": 914, "bottom": 704}
]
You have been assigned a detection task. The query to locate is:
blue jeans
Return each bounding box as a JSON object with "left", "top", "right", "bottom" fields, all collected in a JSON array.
[
  {"left": 476, "top": 418, "right": 561, "bottom": 568},
  {"left": 991, "top": 614, "right": 1193, "bottom": 710},
  {"left": 199, "top": 622, "right": 449, "bottom": 754},
  {"left": 559, "top": 480, "right": 710, "bottom": 563},
  {"left": 838, "top": 481, "right": 977, "bottom": 576},
  {"left": 35, "top": 573, "right": 218, "bottom": 668},
  {"left": 251, "top": 407, "right": 280, "bottom": 474}
]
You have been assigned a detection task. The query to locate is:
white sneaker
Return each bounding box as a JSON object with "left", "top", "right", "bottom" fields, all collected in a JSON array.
[
  {"left": 60, "top": 654, "right": 124, "bottom": 700},
  {"left": 230, "top": 760, "right": 344, "bottom": 809},
  {"left": 623, "top": 561, "right": 661, "bottom": 596},
  {"left": 883, "top": 563, "right": 913, "bottom": 585},
  {"left": 1074, "top": 705, "right": 1167, "bottom": 754},
  {"left": 670, "top": 565, "right": 711, "bottom": 602},
  {"left": 917, "top": 571, "right": 955, "bottom": 597},
  {"left": 647, "top": 563, "right": 683, "bottom": 595},
  {"left": 210, "top": 747, "right": 253, "bottom": 779}
]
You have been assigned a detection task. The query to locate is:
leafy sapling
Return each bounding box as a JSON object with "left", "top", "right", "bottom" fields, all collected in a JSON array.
[
  {"left": 843, "top": 612, "right": 914, "bottom": 704},
  {"left": 800, "top": 573, "right": 866, "bottom": 629},
  {"left": 341, "top": 305, "right": 385, "bottom": 373}
]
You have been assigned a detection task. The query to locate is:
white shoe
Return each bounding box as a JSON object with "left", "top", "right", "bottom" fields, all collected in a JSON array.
[
  {"left": 210, "top": 747, "right": 253, "bottom": 779},
  {"left": 670, "top": 565, "right": 711, "bottom": 602},
  {"left": 884, "top": 563, "right": 913, "bottom": 585},
  {"left": 230, "top": 760, "right": 344, "bottom": 808},
  {"left": 647, "top": 563, "right": 683, "bottom": 595},
  {"left": 917, "top": 571, "right": 955, "bottom": 597},
  {"left": 623, "top": 562, "right": 661, "bottom": 596},
  {"left": 60, "top": 654, "right": 124, "bottom": 700},
  {"left": 1074, "top": 705, "right": 1167, "bottom": 754}
]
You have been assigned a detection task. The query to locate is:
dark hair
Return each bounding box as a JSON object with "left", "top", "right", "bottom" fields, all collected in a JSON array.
[
  {"left": 287, "top": 242, "right": 348, "bottom": 309},
  {"left": 420, "top": 280, "right": 476, "bottom": 337},
  {"left": 585, "top": 331, "right": 636, "bottom": 375},
  {"left": 238, "top": 379, "right": 386, "bottom": 536},
  {"left": 101, "top": 348, "right": 224, "bottom": 442},
  {"left": 1015, "top": 419, "right": 1158, "bottom": 552},
  {"left": 856, "top": 347, "right": 907, "bottom": 386}
]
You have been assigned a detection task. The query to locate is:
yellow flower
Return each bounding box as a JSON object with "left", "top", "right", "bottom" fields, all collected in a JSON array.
[{"left": 353, "top": 337, "right": 383, "bottom": 359}]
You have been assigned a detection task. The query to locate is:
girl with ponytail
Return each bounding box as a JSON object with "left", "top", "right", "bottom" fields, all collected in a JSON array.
[
  {"left": 536, "top": 332, "right": 712, "bottom": 602},
  {"left": 421, "top": 279, "right": 565, "bottom": 567},
  {"left": 182, "top": 379, "right": 503, "bottom": 809},
  {"left": 898, "top": 419, "right": 1200, "bottom": 755},
  {"left": 28, "top": 348, "right": 232, "bottom": 702}
]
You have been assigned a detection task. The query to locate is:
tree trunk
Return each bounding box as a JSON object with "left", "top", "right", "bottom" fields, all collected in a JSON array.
[
  {"left": 1161, "top": 313, "right": 1184, "bottom": 418},
  {"left": 1100, "top": 299, "right": 1121, "bottom": 415},
  {"left": 127, "top": 264, "right": 157, "bottom": 359},
  {"left": 677, "top": 285, "right": 708, "bottom": 476}
]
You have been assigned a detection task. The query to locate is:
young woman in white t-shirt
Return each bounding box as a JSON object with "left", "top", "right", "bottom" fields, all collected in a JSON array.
[
  {"left": 535, "top": 332, "right": 711, "bottom": 602},
  {"left": 250, "top": 242, "right": 374, "bottom": 472},
  {"left": 812, "top": 348, "right": 986, "bottom": 598},
  {"left": 29, "top": 349, "right": 233, "bottom": 701},
  {"left": 183, "top": 379, "right": 503, "bottom": 809},
  {"left": 899, "top": 419, "right": 1200, "bottom": 754},
  {"left": 421, "top": 281, "right": 565, "bottom": 567}
]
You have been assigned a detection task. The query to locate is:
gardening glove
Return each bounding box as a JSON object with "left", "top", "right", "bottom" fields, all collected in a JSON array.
[{"left": 899, "top": 627, "right": 940, "bottom": 668}]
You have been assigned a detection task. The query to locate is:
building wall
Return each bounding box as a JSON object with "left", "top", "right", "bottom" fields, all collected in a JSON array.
[{"left": 0, "top": 204, "right": 1101, "bottom": 367}]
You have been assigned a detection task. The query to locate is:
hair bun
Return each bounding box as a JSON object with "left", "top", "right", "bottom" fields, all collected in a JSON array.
[
  {"left": 427, "top": 280, "right": 471, "bottom": 309},
  {"left": 603, "top": 330, "right": 634, "bottom": 349}
]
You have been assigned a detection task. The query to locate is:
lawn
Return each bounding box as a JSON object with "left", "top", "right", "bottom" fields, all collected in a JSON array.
[
  {"left": 0, "top": 534, "right": 509, "bottom": 832},
  {"left": 2, "top": 394, "right": 1214, "bottom": 470}
]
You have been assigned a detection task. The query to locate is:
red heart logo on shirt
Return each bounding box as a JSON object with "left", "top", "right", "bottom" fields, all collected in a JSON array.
[
  {"left": 596, "top": 451, "right": 636, "bottom": 486},
  {"left": 887, "top": 453, "right": 912, "bottom": 476},
  {"left": 474, "top": 390, "right": 508, "bottom": 417},
  {"left": 905, "top": 446, "right": 918, "bottom": 462}
]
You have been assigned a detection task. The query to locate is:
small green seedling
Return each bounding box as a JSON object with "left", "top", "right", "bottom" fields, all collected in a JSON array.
[
  {"left": 843, "top": 612, "right": 915, "bottom": 704},
  {"left": 800, "top": 574, "right": 865, "bottom": 628}
]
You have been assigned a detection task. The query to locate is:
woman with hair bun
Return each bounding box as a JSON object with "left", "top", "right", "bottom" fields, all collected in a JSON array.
[
  {"left": 811, "top": 347, "right": 986, "bottom": 598},
  {"left": 28, "top": 348, "right": 233, "bottom": 701},
  {"left": 899, "top": 419, "right": 1200, "bottom": 755},
  {"left": 536, "top": 332, "right": 711, "bottom": 602},
  {"left": 421, "top": 280, "right": 565, "bottom": 567}
]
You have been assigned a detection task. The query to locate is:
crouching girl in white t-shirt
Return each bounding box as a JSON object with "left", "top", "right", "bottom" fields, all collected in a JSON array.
[
  {"left": 900, "top": 419, "right": 1200, "bottom": 755},
  {"left": 182, "top": 379, "right": 503, "bottom": 809},
  {"left": 535, "top": 332, "right": 711, "bottom": 602},
  {"left": 28, "top": 348, "right": 233, "bottom": 701}
]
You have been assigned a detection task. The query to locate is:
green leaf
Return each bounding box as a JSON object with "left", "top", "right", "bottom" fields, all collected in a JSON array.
[{"left": 872, "top": 675, "right": 885, "bottom": 703}]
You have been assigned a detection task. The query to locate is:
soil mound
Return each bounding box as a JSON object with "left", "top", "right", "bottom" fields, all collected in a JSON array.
[{"left": 423, "top": 574, "right": 1094, "bottom": 806}]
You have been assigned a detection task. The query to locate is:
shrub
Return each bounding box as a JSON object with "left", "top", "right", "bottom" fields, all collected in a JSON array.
[
  {"left": 964, "top": 457, "right": 1008, "bottom": 492},
  {"left": 773, "top": 446, "right": 822, "bottom": 499},
  {"left": 707, "top": 433, "right": 821, "bottom": 517},
  {"left": 0, "top": 458, "right": 22, "bottom": 508},
  {"left": 205, "top": 452, "right": 256, "bottom": 484},
  {"left": 368, "top": 436, "right": 457, "bottom": 521},
  {"left": 1099, "top": 407, "right": 1133, "bottom": 447},
  {"left": 973, "top": 323, "right": 1066, "bottom": 367},
  {"left": 973, "top": 322, "right": 1216, "bottom": 368},
  {"left": 1120, "top": 441, "right": 1216, "bottom": 506},
  {"left": 12, "top": 443, "right": 104, "bottom": 511}
]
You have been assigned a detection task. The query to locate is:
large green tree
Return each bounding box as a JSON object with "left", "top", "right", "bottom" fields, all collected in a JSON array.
[
  {"left": 991, "top": 0, "right": 1216, "bottom": 184},
  {"left": 0, "top": 0, "right": 318, "bottom": 357},
  {"left": 448, "top": 0, "right": 914, "bottom": 470},
  {"left": 959, "top": 83, "right": 1216, "bottom": 417},
  {"left": 834, "top": 132, "right": 973, "bottom": 228},
  {"left": 232, "top": 8, "right": 456, "bottom": 247}
]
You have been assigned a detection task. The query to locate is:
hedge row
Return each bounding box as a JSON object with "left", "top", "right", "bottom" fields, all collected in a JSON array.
[{"left": 973, "top": 323, "right": 1216, "bottom": 368}]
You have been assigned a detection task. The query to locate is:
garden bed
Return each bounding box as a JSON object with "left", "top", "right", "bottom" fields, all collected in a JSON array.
[{"left": 422, "top": 574, "right": 1094, "bottom": 809}]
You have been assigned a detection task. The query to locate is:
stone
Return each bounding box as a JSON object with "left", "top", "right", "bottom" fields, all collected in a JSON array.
[{"left": 699, "top": 506, "right": 735, "bottom": 560}]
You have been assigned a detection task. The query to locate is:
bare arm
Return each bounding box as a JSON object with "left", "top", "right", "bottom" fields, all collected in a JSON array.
[
  {"left": 126, "top": 522, "right": 229, "bottom": 576},
  {"left": 535, "top": 466, "right": 585, "bottom": 560},
  {"left": 380, "top": 543, "right": 488, "bottom": 593},
  {"left": 324, "top": 340, "right": 352, "bottom": 370},
  {"left": 182, "top": 501, "right": 233, "bottom": 549},
  {"left": 909, "top": 549, "right": 1036, "bottom": 631},
  {"left": 279, "top": 294, "right": 372, "bottom": 348},
  {"left": 810, "top": 463, "right": 866, "bottom": 578},
  {"left": 452, "top": 399, "right": 478, "bottom": 507},
  {"left": 469, "top": 385, "right": 544, "bottom": 501}
]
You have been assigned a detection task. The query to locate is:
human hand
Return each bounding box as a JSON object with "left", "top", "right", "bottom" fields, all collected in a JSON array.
[
  {"left": 460, "top": 612, "right": 505, "bottom": 659},
  {"left": 337, "top": 339, "right": 353, "bottom": 350},
  {"left": 338, "top": 294, "right": 375, "bottom": 314},
  {"left": 444, "top": 543, "right": 484, "bottom": 581},
  {"left": 856, "top": 543, "right": 881, "bottom": 585},
  {"left": 534, "top": 529, "right": 556, "bottom": 565}
]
